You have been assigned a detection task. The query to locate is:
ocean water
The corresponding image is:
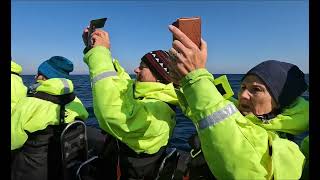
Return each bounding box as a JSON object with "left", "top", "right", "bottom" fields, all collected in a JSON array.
[{"left": 22, "top": 74, "right": 309, "bottom": 151}]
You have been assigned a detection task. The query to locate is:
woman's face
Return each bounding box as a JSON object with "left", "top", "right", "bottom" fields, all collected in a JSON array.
[
  {"left": 238, "top": 75, "right": 278, "bottom": 116},
  {"left": 134, "top": 62, "right": 158, "bottom": 82},
  {"left": 35, "top": 74, "right": 47, "bottom": 81}
]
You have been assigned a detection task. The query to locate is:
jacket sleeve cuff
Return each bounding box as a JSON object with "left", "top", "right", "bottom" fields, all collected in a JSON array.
[
  {"left": 83, "top": 47, "right": 91, "bottom": 54},
  {"left": 83, "top": 46, "right": 115, "bottom": 78},
  {"left": 180, "top": 69, "right": 211, "bottom": 87},
  {"left": 180, "top": 69, "right": 225, "bottom": 122}
]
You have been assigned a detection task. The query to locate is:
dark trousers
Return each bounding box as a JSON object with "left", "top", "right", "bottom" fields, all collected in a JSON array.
[
  {"left": 11, "top": 145, "right": 50, "bottom": 180},
  {"left": 98, "top": 134, "right": 165, "bottom": 180}
]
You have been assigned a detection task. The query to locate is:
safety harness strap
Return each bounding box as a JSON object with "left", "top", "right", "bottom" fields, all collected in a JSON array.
[
  {"left": 31, "top": 91, "right": 75, "bottom": 125},
  {"left": 174, "top": 150, "right": 191, "bottom": 179},
  {"left": 11, "top": 71, "right": 20, "bottom": 76},
  {"left": 32, "top": 91, "right": 75, "bottom": 106}
]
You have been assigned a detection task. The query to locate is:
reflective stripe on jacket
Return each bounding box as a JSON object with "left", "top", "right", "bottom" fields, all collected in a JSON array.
[
  {"left": 84, "top": 46, "right": 178, "bottom": 154},
  {"left": 178, "top": 69, "right": 305, "bottom": 179},
  {"left": 11, "top": 61, "right": 27, "bottom": 112},
  {"left": 11, "top": 78, "right": 88, "bottom": 150}
]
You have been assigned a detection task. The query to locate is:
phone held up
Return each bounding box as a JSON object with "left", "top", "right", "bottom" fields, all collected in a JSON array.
[
  {"left": 87, "top": 18, "right": 107, "bottom": 47},
  {"left": 172, "top": 17, "right": 201, "bottom": 48}
]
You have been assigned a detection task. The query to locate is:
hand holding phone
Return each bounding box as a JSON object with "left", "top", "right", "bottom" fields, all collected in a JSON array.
[
  {"left": 87, "top": 18, "right": 107, "bottom": 47},
  {"left": 168, "top": 17, "right": 207, "bottom": 78},
  {"left": 172, "top": 17, "right": 201, "bottom": 48}
]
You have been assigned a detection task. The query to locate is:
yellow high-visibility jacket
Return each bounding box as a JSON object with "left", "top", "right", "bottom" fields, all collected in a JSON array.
[
  {"left": 83, "top": 46, "right": 178, "bottom": 154},
  {"left": 11, "top": 61, "right": 27, "bottom": 112},
  {"left": 178, "top": 69, "right": 305, "bottom": 179},
  {"left": 11, "top": 78, "right": 88, "bottom": 150}
]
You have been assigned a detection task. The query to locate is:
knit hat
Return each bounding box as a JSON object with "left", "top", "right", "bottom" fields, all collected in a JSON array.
[
  {"left": 243, "top": 60, "right": 308, "bottom": 109},
  {"left": 141, "top": 50, "right": 175, "bottom": 85},
  {"left": 38, "top": 56, "right": 74, "bottom": 79}
]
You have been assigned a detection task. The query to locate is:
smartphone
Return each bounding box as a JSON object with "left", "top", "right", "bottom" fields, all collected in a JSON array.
[
  {"left": 172, "top": 17, "right": 201, "bottom": 48},
  {"left": 88, "top": 18, "right": 107, "bottom": 47}
]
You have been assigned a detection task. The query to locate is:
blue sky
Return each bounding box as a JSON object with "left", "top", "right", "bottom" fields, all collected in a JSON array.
[{"left": 11, "top": 0, "right": 309, "bottom": 75}]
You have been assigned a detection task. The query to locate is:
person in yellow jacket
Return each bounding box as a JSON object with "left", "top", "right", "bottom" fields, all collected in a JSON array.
[
  {"left": 11, "top": 60, "right": 27, "bottom": 112},
  {"left": 167, "top": 24, "right": 307, "bottom": 179},
  {"left": 11, "top": 56, "right": 88, "bottom": 180},
  {"left": 81, "top": 28, "right": 179, "bottom": 179}
]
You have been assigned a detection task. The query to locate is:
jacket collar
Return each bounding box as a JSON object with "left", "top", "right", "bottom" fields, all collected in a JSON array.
[
  {"left": 245, "top": 97, "right": 309, "bottom": 135},
  {"left": 134, "top": 81, "right": 179, "bottom": 106}
]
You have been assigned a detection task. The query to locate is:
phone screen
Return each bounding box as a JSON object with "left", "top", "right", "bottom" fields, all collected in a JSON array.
[
  {"left": 90, "top": 18, "right": 107, "bottom": 29},
  {"left": 88, "top": 18, "right": 107, "bottom": 47}
]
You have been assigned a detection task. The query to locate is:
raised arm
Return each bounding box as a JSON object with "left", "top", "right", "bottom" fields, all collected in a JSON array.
[
  {"left": 168, "top": 25, "right": 270, "bottom": 179},
  {"left": 82, "top": 28, "right": 176, "bottom": 154}
]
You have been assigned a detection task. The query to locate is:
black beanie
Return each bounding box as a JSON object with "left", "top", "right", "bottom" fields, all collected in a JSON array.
[{"left": 243, "top": 60, "right": 308, "bottom": 109}]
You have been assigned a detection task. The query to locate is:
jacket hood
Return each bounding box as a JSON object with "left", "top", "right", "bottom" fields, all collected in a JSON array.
[{"left": 11, "top": 61, "right": 23, "bottom": 74}]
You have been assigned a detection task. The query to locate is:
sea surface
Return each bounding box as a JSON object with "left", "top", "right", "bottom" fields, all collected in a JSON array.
[{"left": 22, "top": 74, "right": 309, "bottom": 151}]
